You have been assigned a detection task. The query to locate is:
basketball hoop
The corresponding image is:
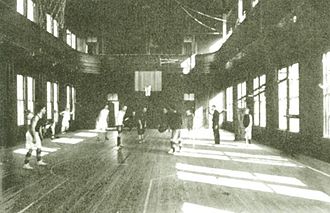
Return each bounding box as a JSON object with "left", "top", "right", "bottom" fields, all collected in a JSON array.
[{"left": 145, "top": 85, "right": 151, "bottom": 96}]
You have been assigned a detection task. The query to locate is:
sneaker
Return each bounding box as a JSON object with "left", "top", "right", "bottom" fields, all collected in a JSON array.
[
  {"left": 168, "top": 148, "right": 175, "bottom": 154},
  {"left": 23, "top": 164, "right": 33, "bottom": 170},
  {"left": 51, "top": 136, "right": 55, "bottom": 140},
  {"left": 37, "top": 160, "right": 47, "bottom": 166},
  {"left": 119, "top": 144, "right": 124, "bottom": 148}
]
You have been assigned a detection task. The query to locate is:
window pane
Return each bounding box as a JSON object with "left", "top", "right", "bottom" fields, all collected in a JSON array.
[
  {"left": 27, "top": 101, "right": 34, "bottom": 112},
  {"left": 278, "top": 68, "right": 287, "bottom": 81},
  {"left": 27, "top": 0, "right": 34, "bottom": 22},
  {"left": 237, "top": 84, "right": 241, "bottom": 99},
  {"left": 17, "top": 0, "right": 24, "bottom": 15},
  {"left": 46, "top": 14, "right": 52, "bottom": 33},
  {"left": 47, "top": 102, "right": 52, "bottom": 119},
  {"left": 54, "top": 83, "right": 58, "bottom": 103},
  {"left": 226, "top": 87, "right": 233, "bottom": 122},
  {"left": 53, "top": 19, "right": 59, "bottom": 37},
  {"left": 72, "top": 34, "right": 76, "bottom": 49},
  {"left": 260, "top": 92, "right": 266, "bottom": 127},
  {"left": 66, "top": 85, "right": 71, "bottom": 109},
  {"left": 289, "top": 118, "right": 300, "bottom": 133},
  {"left": 17, "top": 75, "right": 24, "bottom": 100},
  {"left": 47, "top": 81, "right": 51, "bottom": 102},
  {"left": 17, "top": 100, "right": 25, "bottom": 126},
  {"left": 279, "top": 99, "right": 287, "bottom": 130},
  {"left": 278, "top": 81, "right": 287, "bottom": 100},
  {"left": 252, "top": 0, "right": 259, "bottom": 7},
  {"left": 253, "top": 77, "right": 258, "bottom": 90},
  {"left": 66, "top": 30, "right": 72, "bottom": 46},
  {"left": 72, "top": 87, "right": 76, "bottom": 120},
  {"left": 242, "top": 82, "right": 246, "bottom": 96},
  {"left": 289, "top": 63, "right": 299, "bottom": 80},
  {"left": 27, "top": 77, "right": 34, "bottom": 101},
  {"left": 323, "top": 53, "right": 330, "bottom": 137},
  {"left": 289, "top": 97, "right": 299, "bottom": 115},
  {"left": 260, "top": 74, "right": 266, "bottom": 86},
  {"left": 254, "top": 96, "right": 260, "bottom": 126}
]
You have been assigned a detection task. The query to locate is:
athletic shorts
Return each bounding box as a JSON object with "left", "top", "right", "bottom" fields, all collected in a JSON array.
[
  {"left": 171, "top": 129, "right": 181, "bottom": 144},
  {"left": 116, "top": 125, "right": 123, "bottom": 133},
  {"left": 25, "top": 131, "right": 42, "bottom": 149},
  {"left": 138, "top": 127, "right": 145, "bottom": 135}
]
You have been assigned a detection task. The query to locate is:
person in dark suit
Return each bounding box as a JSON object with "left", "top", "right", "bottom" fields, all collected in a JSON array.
[
  {"left": 167, "top": 106, "right": 183, "bottom": 154},
  {"left": 210, "top": 105, "right": 225, "bottom": 144}
]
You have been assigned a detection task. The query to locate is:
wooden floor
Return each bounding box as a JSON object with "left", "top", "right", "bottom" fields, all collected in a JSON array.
[{"left": 1, "top": 129, "right": 330, "bottom": 213}]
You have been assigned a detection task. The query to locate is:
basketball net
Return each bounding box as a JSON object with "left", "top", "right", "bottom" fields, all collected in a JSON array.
[{"left": 145, "top": 85, "right": 151, "bottom": 96}]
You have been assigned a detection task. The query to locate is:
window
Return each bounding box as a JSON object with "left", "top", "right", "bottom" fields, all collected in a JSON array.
[
  {"left": 17, "top": 0, "right": 25, "bottom": 15},
  {"left": 237, "top": 82, "right": 246, "bottom": 109},
  {"left": 17, "top": 0, "right": 36, "bottom": 22},
  {"left": 184, "top": 93, "right": 195, "bottom": 101},
  {"left": 72, "top": 87, "right": 76, "bottom": 120},
  {"left": 27, "top": 76, "right": 34, "bottom": 113},
  {"left": 134, "top": 71, "right": 162, "bottom": 92},
  {"left": 72, "top": 34, "right": 77, "bottom": 49},
  {"left": 53, "top": 19, "right": 59, "bottom": 38},
  {"left": 107, "top": 93, "right": 118, "bottom": 101},
  {"left": 17, "top": 75, "right": 25, "bottom": 126},
  {"left": 322, "top": 52, "right": 330, "bottom": 137},
  {"left": 17, "top": 75, "right": 35, "bottom": 126},
  {"left": 252, "top": 0, "right": 259, "bottom": 7},
  {"left": 47, "top": 82, "right": 53, "bottom": 119},
  {"left": 278, "top": 63, "right": 300, "bottom": 132},
  {"left": 238, "top": 0, "right": 246, "bottom": 23},
  {"left": 253, "top": 75, "right": 266, "bottom": 127},
  {"left": 66, "top": 85, "right": 71, "bottom": 109},
  {"left": 27, "top": 0, "right": 35, "bottom": 22},
  {"left": 53, "top": 82, "right": 59, "bottom": 117},
  {"left": 226, "top": 86, "right": 233, "bottom": 122},
  {"left": 46, "top": 14, "right": 53, "bottom": 34},
  {"left": 66, "top": 30, "right": 72, "bottom": 46}
]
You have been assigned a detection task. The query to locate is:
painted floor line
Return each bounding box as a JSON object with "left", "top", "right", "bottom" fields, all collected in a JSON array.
[
  {"left": 305, "top": 165, "right": 330, "bottom": 178},
  {"left": 143, "top": 174, "right": 176, "bottom": 213},
  {"left": 17, "top": 179, "right": 67, "bottom": 213}
]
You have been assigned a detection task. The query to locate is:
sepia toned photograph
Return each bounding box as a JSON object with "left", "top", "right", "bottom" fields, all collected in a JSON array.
[{"left": 1, "top": 0, "right": 330, "bottom": 212}]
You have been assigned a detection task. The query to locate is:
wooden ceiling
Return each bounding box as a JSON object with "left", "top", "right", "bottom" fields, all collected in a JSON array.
[{"left": 64, "top": 0, "right": 232, "bottom": 54}]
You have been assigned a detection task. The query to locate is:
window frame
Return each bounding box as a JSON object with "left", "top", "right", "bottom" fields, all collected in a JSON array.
[
  {"left": 226, "top": 86, "right": 233, "bottom": 122},
  {"left": 277, "top": 64, "right": 300, "bottom": 133},
  {"left": 253, "top": 75, "right": 266, "bottom": 127}
]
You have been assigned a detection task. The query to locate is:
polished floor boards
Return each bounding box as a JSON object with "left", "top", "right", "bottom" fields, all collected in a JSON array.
[{"left": 1, "top": 129, "right": 330, "bottom": 213}]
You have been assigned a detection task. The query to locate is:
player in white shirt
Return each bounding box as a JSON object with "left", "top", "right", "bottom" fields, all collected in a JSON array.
[{"left": 96, "top": 104, "right": 110, "bottom": 141}]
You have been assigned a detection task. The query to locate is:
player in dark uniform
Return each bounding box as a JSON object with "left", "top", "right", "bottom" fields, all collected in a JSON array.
[
  {"left": 23, "top": 105, "right": 47, "bottom": 169},
  {"left": 137, "top": 107, "right": 148, "bottom": 143},
  {"left": 168, "top": 107, "right": 183, "bottom": 154}
]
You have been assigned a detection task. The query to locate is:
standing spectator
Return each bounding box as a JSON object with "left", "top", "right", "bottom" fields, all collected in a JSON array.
[
  {"left": 158, "top": 107, "right": 169, "bottom": 133},
  {"left": 60, "top": 107, "right": 72, "bottom": 134},
  {"left": 186, "top": 109, "right": 194, "bottom": 136},
  {"left": 243, "top": 108, "right": 253, "bottom": 144},
  {"left": 168, "top": 106, "right": 182, "bottom": 154},
  {"left": 210, "top": 105, "right": 226, "bottom": 144},
  {"left": 96, "top": 104, "right": 110, "bottom": 141},
  {"left": 116, "top": 105, "right": 128, "bottom": 147},
  {"left": 137, "top": 107, "right": 148, "bottom": 143}
]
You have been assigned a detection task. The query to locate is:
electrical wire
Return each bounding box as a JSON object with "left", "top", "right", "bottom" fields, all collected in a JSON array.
[
  {"left": 174, "top": 0, "right": 226, "bottom": 22},
  {"left": 177, "top": 3, "right": 218, "bottom": 31}
]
